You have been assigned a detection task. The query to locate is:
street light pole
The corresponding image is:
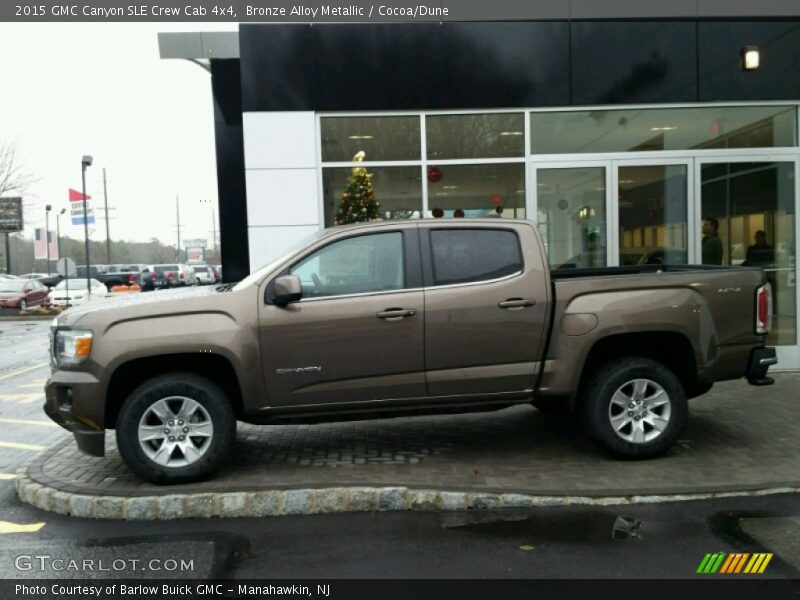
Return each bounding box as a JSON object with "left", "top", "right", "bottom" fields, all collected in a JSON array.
[
  {"left": 81, "top": 155, "right": 93, "bottom": 294},
  {"left": 175, "top": 195, "right": 181, "bottom": 262},
  {"left": 103, "top": 167, "right": 111, "bottom": 264},
  {"left": 45, "top": 205, "right": 52, "bottom": 276},
  {"left": 56, "top": 208, "right": 65, "bottom": 258}
]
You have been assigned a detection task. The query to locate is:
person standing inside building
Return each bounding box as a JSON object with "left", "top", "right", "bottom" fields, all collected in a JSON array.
[
  {"left": 743, "top": 230, "right": 775, "bottom": 267},
  {"left": 702, "top": 217, "right": 723, "bottom": 265}
]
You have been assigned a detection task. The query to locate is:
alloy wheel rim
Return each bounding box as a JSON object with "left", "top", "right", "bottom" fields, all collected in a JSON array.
[
  {"left": 608, "top": 378, "right": 672, "bottom": 444},
  {"left": 137, "top": 396, "right": 214, "bottom": 468}
]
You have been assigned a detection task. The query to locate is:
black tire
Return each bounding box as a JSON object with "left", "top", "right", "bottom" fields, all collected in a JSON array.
[
  {"left": 581, "top": 357, "right": 687, "bottom": 460},
  {"left": 116, "top": 373, "right": 236, "bottom": 484},
  {"left": 532, "top": 397, "right": 573, "bottom": 416}
]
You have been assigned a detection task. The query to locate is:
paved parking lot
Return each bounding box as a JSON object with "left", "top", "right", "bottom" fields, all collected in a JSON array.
[{"left": 25, "top": 370, "right": 800, "bottom": 499}]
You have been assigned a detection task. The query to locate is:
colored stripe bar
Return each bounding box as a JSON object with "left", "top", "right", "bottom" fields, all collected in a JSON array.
[
  {"left": 710, "top": 553, "right": 726, "bottom": 573},
  {"left": 720, "top": 553, "right": 738, "bottom": 574},
  {"left": 697, "top": 554, "right": 714, "bottom": 573},
  {"left": 758, "top": 554, "right": 773, "bottom": 574},
  {"left": 734, "top": 553, "right": 750, "bottom": 573},
  {"left": 719, "top": 554, "right": 736, "bottom": 574}
]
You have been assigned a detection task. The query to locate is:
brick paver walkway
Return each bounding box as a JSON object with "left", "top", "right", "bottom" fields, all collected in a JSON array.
[{"left": 26, "top": 373, "right": 800, "bottom": 498}]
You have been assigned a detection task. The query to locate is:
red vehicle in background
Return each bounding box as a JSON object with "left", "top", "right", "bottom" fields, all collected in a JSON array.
[{"left": 0, "top": 278, "right": 50, "bottom": 310}]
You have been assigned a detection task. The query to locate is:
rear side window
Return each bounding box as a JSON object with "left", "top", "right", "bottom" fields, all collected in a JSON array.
[{"left": 429, "top": 229, "right": 522, "bottom": 286}]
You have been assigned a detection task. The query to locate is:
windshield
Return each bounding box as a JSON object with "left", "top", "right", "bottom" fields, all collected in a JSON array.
[
  {"left": 233, "top": 229, "right": 328, "bottom": 291},
  {"left": 0, "top": 281, "right": 25, "bottom": 292}
]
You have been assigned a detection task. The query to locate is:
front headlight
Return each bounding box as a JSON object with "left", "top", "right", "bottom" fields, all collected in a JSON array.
[{"left": 55, "top": 330, "right": 93, "bottom": 366}]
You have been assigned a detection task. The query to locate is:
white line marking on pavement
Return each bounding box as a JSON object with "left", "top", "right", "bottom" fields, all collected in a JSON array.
[
  {"left": 17, "top": 380, "right": 46, "bottom": 389},
  {"left": 0, "top": 520, "right": 45, "bottom": 534},
  {"left": 0, "top": 441, "right": 45, "bottom": 451},
  {"left": 0, "top": 393, "right": 42, "bottom": 404},
  {"left": 0, "top": 417, "right": 56, "bottom": 427},
  {"left": 0, "top": 363, "right": 48, "bottom": 382},
  {"left": 0, "top": 473, "right": 16, "bottom": 480}
]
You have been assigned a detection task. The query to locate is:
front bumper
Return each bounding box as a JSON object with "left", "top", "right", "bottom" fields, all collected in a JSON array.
[
  {"left": 746, "top": 346, "right": 777, "bottom": 386},
  {"left": 44, "top": 369, "right": 106, "bottom": 457}
]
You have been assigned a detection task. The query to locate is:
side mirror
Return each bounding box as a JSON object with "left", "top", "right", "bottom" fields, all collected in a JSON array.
[
  {"left": 23, "top": 288, "right": 31, "bottom": 293},
  {"left": 273, "top": 275, "right": 302, "bottom": 306}
]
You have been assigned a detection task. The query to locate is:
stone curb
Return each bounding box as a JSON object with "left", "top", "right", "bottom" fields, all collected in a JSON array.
[{"left": 14, "top": 468, "right": 800, "bottom": 520}]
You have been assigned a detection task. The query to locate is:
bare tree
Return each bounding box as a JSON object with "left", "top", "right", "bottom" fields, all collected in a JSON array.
[{"left": 0, "top": 139, "right": 37, "bottom": 198}]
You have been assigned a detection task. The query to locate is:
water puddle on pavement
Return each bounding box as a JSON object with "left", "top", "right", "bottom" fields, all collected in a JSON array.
[{"left": 441, "top": 508, "right": 644, "bottom": 543}]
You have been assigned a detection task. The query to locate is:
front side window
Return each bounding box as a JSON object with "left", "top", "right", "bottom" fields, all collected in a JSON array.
[
  {"left": 290, "top": 232, "right": 405, "bottom": 299},
  {"left": 429, "top": 229, "right": 522, "bottom": 286}
]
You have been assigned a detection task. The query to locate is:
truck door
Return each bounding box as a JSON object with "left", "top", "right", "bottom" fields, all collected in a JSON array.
[
  {"left": 258, "top": 226, "right": 426, "bottom": 407},
  {"left": 421, "top": 223, "right": 550, "bottom": 397}
]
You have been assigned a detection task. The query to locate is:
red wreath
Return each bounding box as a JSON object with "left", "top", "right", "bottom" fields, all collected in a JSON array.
[
  {"left": 427, "top": 167, "right": 443, "bottom": 183},
  {"left": 490, "top": 194, "right": 502, "bottom": 205}
]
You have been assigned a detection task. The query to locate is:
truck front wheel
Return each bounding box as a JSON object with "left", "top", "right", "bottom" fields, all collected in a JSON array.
[
  {"left": 116, "top": 373, "right": 236, "bottom": 484},
  {"left": 582, "top": 357, "right": 687, "bottom": 459}
]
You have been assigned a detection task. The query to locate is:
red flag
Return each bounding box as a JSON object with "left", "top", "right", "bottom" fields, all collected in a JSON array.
[{"left": 69, "top": 188, "right": 91, "bottom": 202}]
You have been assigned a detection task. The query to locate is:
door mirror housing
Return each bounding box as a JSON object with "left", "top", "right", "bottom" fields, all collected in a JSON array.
[{"left": 273, "top": 275, "right": 303, "bottom": 305}]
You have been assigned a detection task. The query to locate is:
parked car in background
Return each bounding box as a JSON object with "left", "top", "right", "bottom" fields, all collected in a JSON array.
[
  {"left": 152, "top": 263, "right": 196, "bottom": 288},
  {"left": 0, "top": 278, "right": 50, "bottom": 310},
  {"left": 190, "top": 265, "right": 216, "bottom": 285},
  {"left": 0, "top": 273, "right": 19, "bottom": 282},
  {"left": 47, "top": 278, "right": 109, "bottom": 307},
  {"left": 19, "top": 272, "right": 64, "bottom": 288},
  {"left": 95, "top": 264, "right": 145, "bottom": 291}
]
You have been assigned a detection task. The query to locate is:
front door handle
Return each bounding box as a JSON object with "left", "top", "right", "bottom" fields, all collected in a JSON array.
[
  {"left": 498, "top": 298, "right": 536, "bottom": 310},
  {"left": 377, "top": 308, "right": 416, "bottom": 321}
]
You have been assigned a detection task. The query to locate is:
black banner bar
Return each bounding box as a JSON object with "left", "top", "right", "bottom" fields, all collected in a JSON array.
[
  {"left": 4, "top": 0, "right": 800, "bottom": 23},
  {"left": 2, "top": 579, "right": 800, "bottom": 600}
]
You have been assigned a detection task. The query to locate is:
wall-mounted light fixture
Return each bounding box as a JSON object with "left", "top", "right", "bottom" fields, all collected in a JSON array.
[{"left": 742, "top": 45, "right": 760, "bottom": 71}]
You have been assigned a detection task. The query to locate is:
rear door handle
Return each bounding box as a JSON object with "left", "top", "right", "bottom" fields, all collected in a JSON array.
[
  {"left": 377, "top": 308, "right": 416, "bottom": 320},
  {"left": 498, "top": 298, "right": 536, "bottom": 310}
]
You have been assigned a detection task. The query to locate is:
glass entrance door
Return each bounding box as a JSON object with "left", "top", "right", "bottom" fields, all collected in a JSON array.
[
  {"left": 696, "top": 158, "right": 798, "bottom": 361},
  {"left": 532, "top": 162, "right": 611, "bottom": 269},
  {"left": 613, "top": 160, "right": 692, "bottom": 267}
]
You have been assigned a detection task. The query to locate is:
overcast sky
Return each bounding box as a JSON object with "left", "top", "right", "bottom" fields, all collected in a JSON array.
[{"left": 0, "top": 22, "right": 237, "bottom": 247}]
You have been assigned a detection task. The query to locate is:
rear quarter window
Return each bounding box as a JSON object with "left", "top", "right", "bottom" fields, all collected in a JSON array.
[{"left": 429, "top": 228, "right": 523, "bottom": 286}]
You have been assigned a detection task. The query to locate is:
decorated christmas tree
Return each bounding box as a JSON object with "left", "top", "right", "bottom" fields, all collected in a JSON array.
[{"left": 335, "top": 151, "right": 380, "bottom": 225}]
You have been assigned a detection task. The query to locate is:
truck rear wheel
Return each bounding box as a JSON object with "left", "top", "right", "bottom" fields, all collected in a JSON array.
[
  {"left": 582, "top": 357, "right": 687, "bottom": 459},
  {"left": 116, "top": 373, "right": 236, "bottom": 484}
]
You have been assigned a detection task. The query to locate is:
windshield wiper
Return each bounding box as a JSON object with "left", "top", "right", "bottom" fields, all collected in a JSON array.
[{"left": 215, "top": 282, "right": 237, "bottom": 292}]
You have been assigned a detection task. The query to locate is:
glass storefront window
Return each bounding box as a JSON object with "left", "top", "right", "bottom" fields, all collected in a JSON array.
[
  {"left": 700, "top": 161, "right": 796, "bottom": 346},
  {"left": 531, "top": 106, "right": 797, "bottom": 154},
  {"left": 536, "top": 167, "right": 607, "bottom": 269},
  {"left": 618, "top": 165, "right": 688, "bottom": 265},
  {"left": 322, "top": 166, "right": 422, "bottom": 227},
  {"left": 427, "top": 113, "right": 525, "bottom": 160},
  {"left": 426, "top": 163, "right": 525, "bottom": 219},
  {"left": 321, "top": 116, "right": 420, "bottom": 162}
]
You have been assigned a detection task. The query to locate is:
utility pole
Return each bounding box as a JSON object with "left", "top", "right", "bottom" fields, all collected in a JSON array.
[
  {"left": 175, "top": 195, "right": 181, "bottom": 262},
  {"left": 103, "top": 168, "right": 111, "bottom": 264},
  {"left": 212, "top": 206, "right": 218, "bottom": 256}
]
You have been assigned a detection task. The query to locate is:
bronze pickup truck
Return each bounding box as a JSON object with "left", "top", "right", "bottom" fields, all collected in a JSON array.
[{"left": 45, "top": 219, "right": 776, "bottom": 483}]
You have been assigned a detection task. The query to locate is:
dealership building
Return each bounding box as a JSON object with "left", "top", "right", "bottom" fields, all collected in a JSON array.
[{"left": 160, "top": 3, "right": 800, "bottom": 367}]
